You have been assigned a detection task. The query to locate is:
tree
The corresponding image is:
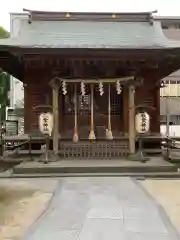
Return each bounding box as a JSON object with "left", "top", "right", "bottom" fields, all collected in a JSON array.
[
  {"left": 0, "top": 72, "right": 10, "bottom": 121},
  {"left": 0, "top": 26, "right": 9, "bottom": 39}
]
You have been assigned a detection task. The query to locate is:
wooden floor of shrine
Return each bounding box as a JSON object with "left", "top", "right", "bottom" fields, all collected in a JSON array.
[{"left": 11, "top": 157, "right": 178, "bottom": 175}]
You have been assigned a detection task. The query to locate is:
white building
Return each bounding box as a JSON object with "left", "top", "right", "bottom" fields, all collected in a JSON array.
[
  {"left": 9, "top": 12, "right": 28, "bottom": 108},
  {"left": 157, "top": 17, "right": 180, "bottom": 125}
]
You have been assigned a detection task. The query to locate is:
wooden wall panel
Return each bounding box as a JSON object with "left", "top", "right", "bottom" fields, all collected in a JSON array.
[
  {"left": 135, "top": 76, "right": 160, "bottom": 133},
  {"left": 24, "top": 71, "right": 52, "bottom": 133}
]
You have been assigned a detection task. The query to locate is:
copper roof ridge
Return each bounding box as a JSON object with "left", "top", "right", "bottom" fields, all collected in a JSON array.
[
  {"left": 24, "top": 9, "right": 157, "bottom": 24},
  {"left": 23, "top": 8, "right": 157, "bottom": 15}
]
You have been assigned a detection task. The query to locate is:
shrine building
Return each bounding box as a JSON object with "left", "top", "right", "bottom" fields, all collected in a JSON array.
[{"left": 1, "top": 9, "right": 180, "bottom": 159}]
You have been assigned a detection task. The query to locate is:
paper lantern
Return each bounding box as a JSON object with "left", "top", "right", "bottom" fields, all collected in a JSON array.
[
  {"left": 135, "top": 112, "right": 150, "bottom": 134},
  {"left": 39, "top": 112, "right": 53, "bottom": 136}
]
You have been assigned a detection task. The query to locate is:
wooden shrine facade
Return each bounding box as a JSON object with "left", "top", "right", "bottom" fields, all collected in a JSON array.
[
  {"left": 1, "top": 10, "right": 180, "bottom": 158},
  {"left": 22, "top": 53, "right": 178, "bottom": 156},
  {"left": 23, "top": 57, "right": 160, "bottom": 136}
]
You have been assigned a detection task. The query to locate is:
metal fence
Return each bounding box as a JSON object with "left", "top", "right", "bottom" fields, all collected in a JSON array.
[{"left": 5, "top": 120, "right": 18, "bottom": 136}]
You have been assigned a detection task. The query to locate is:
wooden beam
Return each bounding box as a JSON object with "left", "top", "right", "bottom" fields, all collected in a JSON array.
[
  {"left": 60, "top": 76, "right": 134, "bottom": 83},
  {"left": 15, "top": 48, "right": 174, "bottom": 60}
]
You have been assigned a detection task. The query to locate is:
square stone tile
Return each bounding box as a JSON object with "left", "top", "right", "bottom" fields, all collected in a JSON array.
[
  {"left": 124, "top": 217, "right": 168, "bottom": 234},
  {"left": 78, "top": 218, "right": 124, "bottom": 240},
  {"left": 123, "top": 206, "right": 159, "bottom": 219},
  {"left": 43, "top": 210, "right": 86, "bottom": 230},
  {"left": 90, "top": 194, "right": 121, "bottom": 208},
  {"left": 87, "top": 206, "right": 123, "bottom": 219},
  {"left": 124, "top": 232, "right": 172, "bottom": 240},
  {"left": 29, "top": 229, "right": 80, "bottom": 240},
  {"left": 121, "top": 199, "right": 155, "bottom": 208}
]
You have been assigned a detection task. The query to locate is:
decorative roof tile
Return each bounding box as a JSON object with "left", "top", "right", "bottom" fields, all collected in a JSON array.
[{"left": 1, "top": 11, "right": 180, "bottom": 49}]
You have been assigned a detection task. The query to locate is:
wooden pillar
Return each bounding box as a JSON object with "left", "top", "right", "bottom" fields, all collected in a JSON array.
[
  {"left": 123, "top": 87, "right": 129, "bottom": 135},
  {"left": 49, "top": 77, "right": 60, "bottom": 155},
  {"left": 128, "top": 85, "right": 135, "bottom": 154},
  {"left": 23, "top": 83, "right": 29, "bottom": 133},
  {"left": 155, "top": 86, "right": 160, "bottom": 133}
]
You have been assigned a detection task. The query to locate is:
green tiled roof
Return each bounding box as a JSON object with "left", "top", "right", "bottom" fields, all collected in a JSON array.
[{"left": 1, "top": 17, "right": 180, "bottom": 49}]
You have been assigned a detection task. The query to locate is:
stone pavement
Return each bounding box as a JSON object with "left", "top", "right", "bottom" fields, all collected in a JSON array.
[{"left": 24, "top": 177, "right": 180, "bottom": 240}]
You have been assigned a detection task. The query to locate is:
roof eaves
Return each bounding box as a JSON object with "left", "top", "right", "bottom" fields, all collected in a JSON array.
[
  {"left": 155, "top": 16, "right": 180, "bottom": 20},
  {"left": 24, "top": 9, "right": 157, "bottom": 23},
  {"left": 10, "top": 12, "right": 29, "bottom": 16},
  {"left": 23, "top": 8, "right": 157, "bottom": 16}
]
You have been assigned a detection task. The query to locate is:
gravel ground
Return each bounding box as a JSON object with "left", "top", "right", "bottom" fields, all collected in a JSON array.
[
  {"left": 140, "top": 179, "right": 180, "bottom": 235},
  {"left": 0, "top": 178, "right": 58, "bottom": 240}
]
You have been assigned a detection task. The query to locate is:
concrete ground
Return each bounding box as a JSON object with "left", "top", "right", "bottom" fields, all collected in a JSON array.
[
  {"left": 24, "top": 177, "right": 179, "bottom": 240},
  {"left": 141, "top": 179, "right": 180, "bottom": 236}
]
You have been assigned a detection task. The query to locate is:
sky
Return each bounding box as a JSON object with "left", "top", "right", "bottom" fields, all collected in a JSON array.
[{"left": 0, "top": 0, "right": 180, "bottom": 30}]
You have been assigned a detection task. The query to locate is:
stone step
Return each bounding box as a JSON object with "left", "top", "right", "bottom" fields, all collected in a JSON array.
[
  {"left": 1, "top": 171, "right": 180, "bottom": 179},
  {"left": 13, "top": 162, "right": 178, "bottom": 174}
]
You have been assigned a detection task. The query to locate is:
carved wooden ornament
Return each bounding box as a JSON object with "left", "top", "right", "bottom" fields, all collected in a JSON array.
[
  {"left": 99, "top": 81, "right": 104, "bottom": 96},
  {"left": 81, "top": 82, "right": 86, "bottom": 96},
  {"left": 116, "top": 80, "right": 122, "bottom": 94},
  {"left": 39, "top": 112, "right": 53, "bottom": 136}
]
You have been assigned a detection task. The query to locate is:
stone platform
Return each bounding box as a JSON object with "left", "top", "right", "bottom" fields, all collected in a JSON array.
[{"left": 13, "top": 157, "right": 178, "bottom": 175}]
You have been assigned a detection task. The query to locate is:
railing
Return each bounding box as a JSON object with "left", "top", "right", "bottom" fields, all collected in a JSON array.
[
  {"left": 1, "top": 134, "right": 32, "bottom": 159},
  {"left": 161, "top": 137, "right": 180, "bottom": 161},
  {"left": 59, "top": 139, "right": 129, "bottom": 159},
  {"left": 1, "top": 134, "right": 129, "bottom": 160},
  {"left": 1, "top": 132, "right": 168, "bottom": 160}
]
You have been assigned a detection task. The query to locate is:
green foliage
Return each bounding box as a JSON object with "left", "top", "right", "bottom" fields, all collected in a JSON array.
[
  {"left": 0, "top": 26, "right": 10, "bottom": 39},
  {"left": 0, "top": 72, "right": 10, "bottom": 121}
]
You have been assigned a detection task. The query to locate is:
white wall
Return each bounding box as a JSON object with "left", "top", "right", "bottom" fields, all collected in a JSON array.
[
  {"left": 9, "top": 13, "right": 28, "bottom": 107},
  {"left": 160, "top": 125, "right": 180, "bottom": 137}
]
